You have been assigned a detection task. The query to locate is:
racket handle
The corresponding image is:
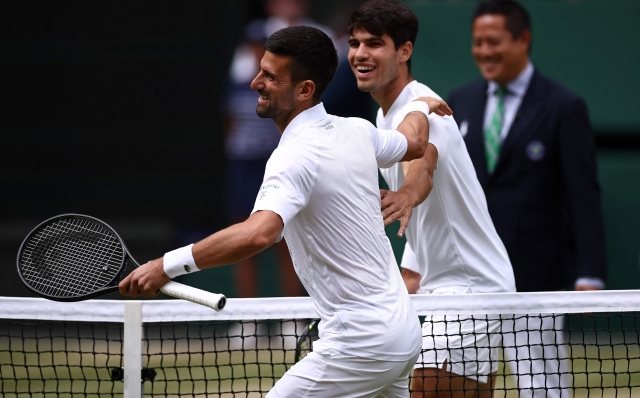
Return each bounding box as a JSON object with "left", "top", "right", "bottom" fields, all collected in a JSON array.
[{"left": 160, "top": 281, "right": 226, "bottom": 311}]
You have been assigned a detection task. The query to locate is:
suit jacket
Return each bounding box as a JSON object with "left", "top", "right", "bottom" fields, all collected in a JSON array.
[{"left": 447, "top": 69, "right": 607, "bottom": 292}]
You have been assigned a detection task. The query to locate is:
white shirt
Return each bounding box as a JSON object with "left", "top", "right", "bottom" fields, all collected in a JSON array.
[
  {"left": 252, "top": 103, "right": 422, "bottom": 360},
  {"left": 378, "top": 81, "right": 516, "bottom": 294},
  {"left": 483, "top": 61, "right": 534, "bottom": 141}
]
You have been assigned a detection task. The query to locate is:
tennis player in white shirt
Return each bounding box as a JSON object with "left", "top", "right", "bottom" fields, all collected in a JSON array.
[
  {"left": 348, "top": 1, "right": 516, "bottom": 397},
  {"left": 120, "top": 25, "right": 453, "bottom": 397}
]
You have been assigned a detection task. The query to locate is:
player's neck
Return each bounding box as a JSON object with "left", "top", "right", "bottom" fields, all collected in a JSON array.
[
  {"left": 275, "top": 99, "right": 318, "bottom": 133},
  {"left": 372, "top": 71, "right": 414, "bottom": 116}
]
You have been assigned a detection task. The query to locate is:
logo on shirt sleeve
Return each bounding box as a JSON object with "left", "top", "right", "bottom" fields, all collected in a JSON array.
[{"left": 258, "top": 183, "right": 280, "bottom": 201}]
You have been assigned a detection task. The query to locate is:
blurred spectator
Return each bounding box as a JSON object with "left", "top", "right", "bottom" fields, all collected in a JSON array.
[
  {"left": 263, "top": 0, "right": 333, "bottom": 40},
  {"left": 223, "top": 0, "right": 339, "bottom": 298},
  {"left": 222, "top": 18, "right": 303, "bottom": 298},
  {"left": 229, "top": 0, "right": 334, "bottom": 84},
  {"left": 447, "top": 1, "right": 607, "bottom": 396},
  {"left": 322, "top": 1, "right": 373, "bottom": 119}
]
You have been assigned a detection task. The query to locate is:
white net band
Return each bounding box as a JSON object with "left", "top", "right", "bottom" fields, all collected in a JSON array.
[
  {"left": 2, "top": 291, "right": 639, "bottom": 397},
  {"left": 2, "top": 290, "right": 640, "bottom": 322}
]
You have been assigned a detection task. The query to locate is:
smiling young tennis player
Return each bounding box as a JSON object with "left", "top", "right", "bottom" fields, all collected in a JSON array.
[
  {"left": 120, "top": 25, "right": 452, "bottom": 397},
  {"left": 347, "top": 1, "right": 516, "bottom": 397}
]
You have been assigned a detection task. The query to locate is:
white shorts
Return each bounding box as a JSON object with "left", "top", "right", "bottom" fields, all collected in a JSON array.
[
  {"left": 414, "top": 288, "right": 501, "bottom": 383},
  {"left": 267, "top": 341, "right": 419, "bottom": 398}
]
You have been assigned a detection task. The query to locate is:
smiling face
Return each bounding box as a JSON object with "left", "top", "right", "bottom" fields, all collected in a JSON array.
[
  {"left": 472, "top": 14, "right": 530, "bottom": 86},
  {"left": 250, "top": 51, "right": 298, "bottom": 128},
  {"left": 348, "top": 27, "right": 412, "bottom": 102}
]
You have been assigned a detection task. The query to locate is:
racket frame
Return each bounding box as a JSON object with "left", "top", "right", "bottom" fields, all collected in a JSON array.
[
  {"left": 17, "top": 213, "right": 143, "bottom": 301},
  {"left": 294, "top": 319, "right": 320, "bottom": 363},
  {"left": 17, "top": 214, "right": 227, "bottom": 313}
]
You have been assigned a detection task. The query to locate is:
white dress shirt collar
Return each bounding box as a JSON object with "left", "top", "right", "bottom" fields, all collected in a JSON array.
[
  {"left": 282, "top": 102, "right": 330, "bottom": 141},
  {"left": 487, "top": 61, "right": 534, "bottom": 98}
]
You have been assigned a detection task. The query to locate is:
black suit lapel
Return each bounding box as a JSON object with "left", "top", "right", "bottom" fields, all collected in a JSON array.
[
  {"left": 465, "top": 82, "right": 490, "bottom": 185},
  {"left": 493, "top": 71, "right": 547, "bottom": 176}
]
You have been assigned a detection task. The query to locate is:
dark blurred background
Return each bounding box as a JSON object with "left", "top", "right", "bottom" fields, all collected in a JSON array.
[{"left": 2, "top": 0, "right": 639, "bottom": 299}]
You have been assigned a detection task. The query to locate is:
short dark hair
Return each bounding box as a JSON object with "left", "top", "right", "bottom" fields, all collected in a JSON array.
[
  {"left": 348, "top": 0, "right": 419, "bottom": 72},
  {"left": 473, "top": 0, "right": 532, "bottom": 52},
  {"left": 264, "top": 26, "right": 338, "bottom": 102}
]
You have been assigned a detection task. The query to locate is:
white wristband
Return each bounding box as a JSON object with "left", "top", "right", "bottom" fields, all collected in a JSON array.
[
  {"left": 575, "top": 277, "right": 605, "bottom": 290},
  {"left": 163, "top": 244, "right": 199, "bottom": 278},
  {"left": 403, "top": 100, "right": 431, "bottom": 118}
]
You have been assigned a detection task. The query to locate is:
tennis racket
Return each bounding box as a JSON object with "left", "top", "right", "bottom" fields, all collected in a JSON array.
[
  {"left": 294, "top": 319, "right": 319, "bottom": 362},
  {"left": 16, "top": 213, "right": 226, "bottom": 311}
]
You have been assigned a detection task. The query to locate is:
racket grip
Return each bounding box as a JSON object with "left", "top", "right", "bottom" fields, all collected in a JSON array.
[{"left": 160, "top": 281, "right": 227, "bottom": 311}]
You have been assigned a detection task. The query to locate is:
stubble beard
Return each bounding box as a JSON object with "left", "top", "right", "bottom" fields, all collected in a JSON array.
[
  {"left": 356, "top": 81, "right": 373, "bottom": 93},
  {"left": 356, "top": 74, "right": 388, "bottom": 96},
  {"left": 255, "top": 102, "right": 277, "bottom": 119},
  {"left": 255, "top": 90, "right": 296, "bottom": 126},
  {"left": 256, "top": 102, "right": 289, "bottom": 127}
]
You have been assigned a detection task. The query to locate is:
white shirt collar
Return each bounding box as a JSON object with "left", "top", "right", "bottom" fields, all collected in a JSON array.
[
  {"left": 487, "top": 61, "right": 534, "bottom": 98},
  {"left": 385, "top": 80, "right": 420, "bottom": 119},
  {"left": 282, "top": 102, "right": 329, "bottom": 140}
]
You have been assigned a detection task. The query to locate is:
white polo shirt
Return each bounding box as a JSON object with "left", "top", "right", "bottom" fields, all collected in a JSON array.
[
  {"left": 252, "top": 103, "right": 422, "bottom": 361},
  {"left": 378, "top": 81, "right": 516, "bottom": 294}
]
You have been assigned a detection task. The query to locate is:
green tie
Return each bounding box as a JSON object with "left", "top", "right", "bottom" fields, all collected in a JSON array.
[{"left": 484, "top": 86, "right": 507, "bottom": 173}]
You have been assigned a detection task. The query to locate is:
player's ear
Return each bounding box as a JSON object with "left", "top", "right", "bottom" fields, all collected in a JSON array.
[
  {"left": 296, "top": 80, "right": 316, "bottom": 102},
  {"left": 398, "top": 41, "right": 413, "bottom": 64}
]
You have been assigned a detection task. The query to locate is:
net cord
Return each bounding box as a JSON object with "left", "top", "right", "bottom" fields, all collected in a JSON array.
[{"left": 2, "top": 289, "right": 640, "bottom": 323}]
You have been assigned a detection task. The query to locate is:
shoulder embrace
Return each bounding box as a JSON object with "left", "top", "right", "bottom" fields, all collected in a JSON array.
[{"left": 408, "top": 81, "right": 441, "bottom": 100}]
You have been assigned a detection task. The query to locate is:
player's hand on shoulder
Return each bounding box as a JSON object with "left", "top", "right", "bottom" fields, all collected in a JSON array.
[
  {"left": 413, "top": 96, "right": 453, "bottom": 117},
  {"left": 118, "top": 258, "right": 170, "bottom": 298},
  {"left": 380, "top": 188, "right": 415, "bottom": 238}
]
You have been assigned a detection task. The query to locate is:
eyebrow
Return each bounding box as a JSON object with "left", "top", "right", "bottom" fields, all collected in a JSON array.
[
  {"left": 349, "top": 36, "right": 384, "bottom": 44},
  {"left": 259, "top": 62, "right": 277, "bottom": 79},
  {"left": 263, "top": 69, "right": 275, "bottom": 78}
]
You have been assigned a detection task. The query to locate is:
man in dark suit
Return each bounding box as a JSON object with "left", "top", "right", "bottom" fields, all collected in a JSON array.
[{"left": 447, "top": 1, "right": 607, "bottom": 396}]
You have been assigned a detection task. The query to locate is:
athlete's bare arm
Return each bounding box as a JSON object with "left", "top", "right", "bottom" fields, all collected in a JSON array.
[
  {"left": 396, "top": 112, "right": 429, "bottom": 161},
  {"left": 382, "top": 144, "right": 439, "bottom": 237},
  {"left": 396, "top": 97, "right": 451, "bottom": 162},
  {"left": 402, "top": 268, "right": 422, "bottom": 294},
  {"left": 119, "top": 211, "right": 283, "bottom": 297}
]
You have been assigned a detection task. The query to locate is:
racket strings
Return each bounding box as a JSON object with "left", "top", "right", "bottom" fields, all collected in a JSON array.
[
  {"left": 44, "top": 219, "right": 122, "bottom": 295},
  {"left": 41, "top": 222, "right": 111, "bottom": 295},
  {"left": 19, "top": 218, "right": 124, "bottom": 297},
  {"left": 24, "top": 220, "right": 120, "bottom": 296},
  {"left": 23, "top": 221, "right": 100, "bottom": 295},
  {"left": 39, "top": 221, "right": 105, "bottom": 295}
]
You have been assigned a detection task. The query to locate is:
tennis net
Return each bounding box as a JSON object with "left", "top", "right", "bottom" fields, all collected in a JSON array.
[{"left": 1, "top": 290, "right": 639, "bottom": 397}]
